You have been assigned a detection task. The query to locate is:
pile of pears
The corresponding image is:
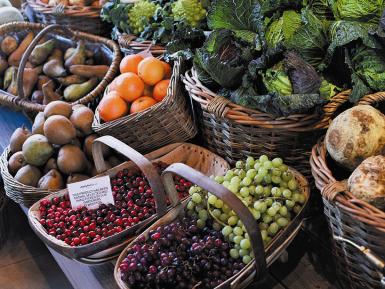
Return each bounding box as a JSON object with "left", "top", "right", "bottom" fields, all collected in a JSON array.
[
  {"left": 0, "top": 32, "right": 109, "bottom": 104},
  {"left": 8, "top": 101, "right": 123, "bottom": 190}
]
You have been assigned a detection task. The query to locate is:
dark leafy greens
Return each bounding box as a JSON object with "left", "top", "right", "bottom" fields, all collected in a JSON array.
[{"left": 329, "top": 0, "right": 385, "bottom": 23}]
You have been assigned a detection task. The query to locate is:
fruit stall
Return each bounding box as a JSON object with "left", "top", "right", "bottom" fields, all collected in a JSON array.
[{"left": 0, "top": 1, "right": 384, "bottom": 289}]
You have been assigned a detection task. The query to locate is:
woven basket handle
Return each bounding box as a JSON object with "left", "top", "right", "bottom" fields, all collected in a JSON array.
[
  {"left": 357, "top": 91, "right": 385, "bottom": 106},
  {"left": 17, "top": 24, "right": 74, "bottom": 99},
  {"left": 162, "top": 163, "right": 268, "bottom": 284},
  {"left": 92, "top": 136, "right": 167, "bottom": 217}
]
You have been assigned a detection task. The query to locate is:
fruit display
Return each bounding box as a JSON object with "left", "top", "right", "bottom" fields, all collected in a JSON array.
[
  {"left": 37, "top": 0, "right": 103, "bottom": 8},
  {"left": 0, "top": 32, "right": 109, "bottom": 104},
  {"left": 7, "top": 101, "right": 106, "bottom": 189},
  {"left": 98, "top": 53, "right": 171, "bottom": 122},
  {"left": 37, "top": 164, "right": 192, "bottom": 246}
]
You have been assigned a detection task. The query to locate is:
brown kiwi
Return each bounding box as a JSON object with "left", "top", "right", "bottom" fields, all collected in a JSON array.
[
  {"left": 37, "top": 169, "right": 64, "bottom": 190},
  {"left": 32, "top": 112, "right": 45, "bottom": 135},
  {"left": 9, "top": 126, "right": 31, "bottom": 153},
  {"left": 8, "top": 151, "right": 26, "bottom": 175},
  {"left": 44, "top": 101, "right": 72, "bottom": 118},
  {"left": 57, "top": 144, "right": 87, "bottom": 175},
  {"left": 14, "top": 165, "right": 42, "bottom": 187},
  {"left": 44, "top": 115, "right": 76, "bottom": 145}
]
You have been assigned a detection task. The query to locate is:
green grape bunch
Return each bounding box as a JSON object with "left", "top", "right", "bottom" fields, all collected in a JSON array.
[
  {"left": 172, "top": 0, "right": 207, "bottom": 27},
  {"left": 128, "top": 0, "right": 159, "bottom": 35},
  {"left": 185, "top": 155, "right": 307, "bottom": 265}
]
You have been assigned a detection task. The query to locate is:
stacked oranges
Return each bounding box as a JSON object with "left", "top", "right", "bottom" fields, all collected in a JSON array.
[{"left": 98, "top": 54, "right": 171, "bottom": 122}]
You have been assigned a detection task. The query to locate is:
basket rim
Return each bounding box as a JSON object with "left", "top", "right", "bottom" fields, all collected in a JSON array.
[
  {"left": 310, "top": 140, "right": 385, "bottom": 232},
  {"left": 115, "top": 30, "right": 166, "bottom": 54},
  {"left": 0, "top": 22, "right": 121, "bottom": 113},
  {"left": 27, "top": 0, "right": 101, "bottom": 17},
  {"left": 183, "top": 68, "right": 352, "bottom": 132}
]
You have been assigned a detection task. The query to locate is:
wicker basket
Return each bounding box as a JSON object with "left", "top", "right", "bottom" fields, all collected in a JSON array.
[
  {"left": 24, "top": 0, "right": 112, "bottom": 36},
  {"left": 0, "top": 22, "right": 121, "bottom": 113},
  {"left": 92, "top": 58, "right": 197, "bottom": 154},
  {"left": 183, "top": 68, "right": 351, "bottom": 179},
  {"left": 27, "top": 136, "right": 230, "bottom": 263},
  {"left": 116, "top": 30, "right": 166, "bottom": 56},
  {"left": 115, "top": 163, "right": 310, "bottom": 289}
]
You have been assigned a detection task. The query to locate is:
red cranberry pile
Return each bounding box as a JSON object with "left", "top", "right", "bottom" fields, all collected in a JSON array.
[
  {"left": 119, "top": 216, "right": 244, "bottom": 289},
  {"left": 38, "top": 166, "right": 192, "bottom": 247}
]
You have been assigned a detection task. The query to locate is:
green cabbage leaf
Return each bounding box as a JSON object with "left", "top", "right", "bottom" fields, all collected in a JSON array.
[{"left": 330, "top": 0, "right": 385, "bottom": 23}]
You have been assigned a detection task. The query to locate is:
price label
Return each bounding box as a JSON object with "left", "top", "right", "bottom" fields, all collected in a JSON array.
[{"left": 67, "top": 176, "right": 114, "bottom": 210}]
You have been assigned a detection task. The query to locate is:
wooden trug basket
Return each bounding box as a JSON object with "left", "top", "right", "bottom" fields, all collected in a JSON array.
[
  {"left": 28, "top": 136, "right": 230, "bottom": 263},
  {"left": 183, "top": 68, "right": 351, "bottom": 179},
  {"left": 115, "top": 163, "right": 310, "bottom": 289},
  {"left": 92, "top": 58, "right": 197, "bottom": 154}
]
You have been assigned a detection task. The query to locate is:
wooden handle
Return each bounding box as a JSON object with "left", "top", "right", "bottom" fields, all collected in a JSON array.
[
  {"left": 162, "top": 163, "right": 268, "bottom": 281},
  {"left": 17, "top": 24, "right": 74, "bottom": 99},
  {"left": 92, "top": 136, "right": 167, "bottom": 217}
]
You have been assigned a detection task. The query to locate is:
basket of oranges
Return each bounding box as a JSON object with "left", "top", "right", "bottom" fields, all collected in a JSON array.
[{"left": 92, "top": 52, "right": 197, "bottom": 153}]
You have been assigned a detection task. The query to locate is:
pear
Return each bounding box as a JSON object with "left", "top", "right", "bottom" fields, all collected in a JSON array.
[
  {"left": 8, "top": 151, "right": 26, "bottom": 175},
  {"left": 37, "top": 169, "right": 64, "bottom": 190},
  {"left": 70, "top": 106, "right": 94, "bottom": 136},
  {"left": 15, "top": 165, "right": 42, "bottom": 187},
  {"left": 31, "top": 91, "right": 44, "bottom": 104},
  {"left": 43, "top": 115, "right": 76, "bottom": 145},
  {"left": 57, "top": 144, "right": 87, "bottom": 175},
  {"left": 3, "top": 66, "right": 16, "bottom": 89},
  {"left": 22, "top": 134, "right": 54, "bottom": 166},
  {"left": 63, "top": 78, "right": 98, "bottom": 102},
  {"left": 7, "top": 67, "right": 18, "bottom": 95},
  {"left": 42, "top": 80, "right": 61, "bottom": 105},
  {"left": 44, "top": 100, "right": 72, "bottom": 118},
  {"left": 10, "top": 126, "right": 31, "bottom": 153},
  {"left": 43, "top": 48, "right": 66, "bottom": 78},
  {"left": 65, "top": 41, "right": 86, "bottom": 68},
  {"left": 32, "top": 112, "right": 45, "bottom": 135},
  {"left": 56, "top": 75, "right": 86, "bottom": 86},
  {"left": 29, "top": 39, "right": 55, "bottom": 66}
]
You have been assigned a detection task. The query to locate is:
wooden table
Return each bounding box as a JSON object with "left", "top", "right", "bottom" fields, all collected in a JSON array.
[{"left": 0, "top": 105, "right": 341, "bottom": 289}]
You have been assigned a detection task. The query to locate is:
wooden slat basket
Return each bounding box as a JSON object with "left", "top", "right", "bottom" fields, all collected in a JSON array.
[
  {"left": 92, "top": 57, "right": 197, "bottom": 154},
  {"left": 309, "top": 91, "right": 385, "bottom": 289},
  {"left": 27, "top": 136, "right": 230, "bottom": 263},
  {"left": 0, "top": 22, "right": 121, "bottom": 113},
  {"left": 183, "top": 68, "right": 351, "bottom": 179},
  {"left": 115, "top": 163, "right": 310, "bottom": 289},
  {"left": 24, "top": 0, "right": 112, "bottom": 36}
]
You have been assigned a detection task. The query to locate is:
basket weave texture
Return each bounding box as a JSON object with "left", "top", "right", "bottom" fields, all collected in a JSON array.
[
  {"left": 25, "top": 0, "right": 111, "bottom": 36},
  {"left": 115, "top": 30, "right": 166, "bottom": 56},
  {"left": 92, "top": 58, "right": 197, "bottom": 154},
  {"left": 183, "top": 68, "right": 351, "bottom": 178},
  {"left": 0, "top": 22, "right": 121, "bottom": 113}
]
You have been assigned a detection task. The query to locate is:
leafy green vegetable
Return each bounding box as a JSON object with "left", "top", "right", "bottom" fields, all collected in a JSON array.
[
  {"left": 285, "top": 9, "right": 328, "bottom": 67},
  {"left": 319, "top": 79, "right": 342, "bottom": 99},
  {"left": 265, "top": 10, "right": 302, "bottom": 48},
  {"left": 330, "top": 0, "right": 385, "bottom": 23},
  {"left": 260, "top": 0, "right": 303, "bottom": 16},
  {"left": 194, "top": 29, "right": 253, "bottom": 89},
  {"left": 284, "top": 51, "right": 321, "bottom": 94},
  {"left": 261, "top": 62, "right": 293, "bottom": 96},
  {"left": 304, "top": 0, "right": 335, "bottom": 20}
]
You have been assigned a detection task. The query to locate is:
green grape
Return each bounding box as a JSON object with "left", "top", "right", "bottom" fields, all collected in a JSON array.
[
  {"left": 286, "top": 199, "right": 295, "bottom": 208},
  {"left": 272, "top": 201, "right": 281, "bottom": 209},
  {"left": 259, "top": 223, "right": 268, "bottom": 230},
  {"left": 254, "top": 162, "right": 261, "bottom": 170},
  {"left": 264, "top": 175, "right": 272, "bottom": 184},
  {"left": 208, "top": 194, "right": 217, "bottom": 205},
  {"left": 241, "top": 177, "right": 252, "bottom": 187},
  {"left": 248, "top": 185, "right": 256, "bottom": 195},
  {"left": 233, "top": 169, "right": 241, "bottom": 176},
  {"left": 279, "top": 206, "right": 288, "bottom": 216},
  {"left": 260, "top": 230, "right": 268, "bottom": 241},
  {"left": 297, "top": 194, "right": 306, "bottom": 204},
  {"left": 242, "top": 196, "right": 253, "bottom": 206},
  {"left": 237, "top": 220, "right": 243, "bottom": 227},
  {"left": 274, "top": 214, "right": 283, "bottom": 221},
  {"left": 263, "top": 186, "right": 271, "bottom": 197},
  {"left": 279, "top": 164, "right": 288, "bottom": 172},
  {"left": 282, "top": 171, "right": 293, "bottom": 181},
  {"left": 246, "top": 169, "right": 257, "bottom": 179},
  {"left": 224, "top": 171, "right": 234, "bottom": 181},
  {"left": 280, "top": 181, "right": 288, "bottom": 189},
  {"left": 186, "top": 200, "right": 195, "bottom": 210},
  {"left": 189, "top": 186, "right": 200, "bottom": 195},
  {"left": 235, "top": 160, "right": 244, "bottom": 169},
  {"left": 195, "top": 205, "right": 203, "bottom": 213},
  {"left": 234, "top": 235, "right": 243, "bottom": 244},
  {"left": 191, "top": 193, "right": 202, "bottom": 204},
  {"left": 222, "top": 181, "right": 230, "bottom": 188},
  {"left": 265, "top": 198, "right": 273, "bottom": 206},
  {"left": 259, "top": 155, "right": 269, "bottom": 163},
  {"left": 265, "top": 236, "right": 272, "bottom": 244},
  {"left": 277, "top": 217, "right": 289, "bottom": 227},
  {"left": 272, "top": 175, "right": 282, "bottom": 184},
  {"left": 293, "top": 193, "right": 302, "bottom": 202},
  {"left": 254, "top": 174, "right": 264, "bottom": 184},
  {"left": 288, "top": 179, "right": 298, "bottom": 190},
  {"left": 267, "top": 207, "right": 278, "bottom": 217},
  {"left": 238, "top": 170, "right": 246, "bottom": 179},
  {"left": 251, "top": 209, "right": 261, "bottom": 220},
  {"left": 198, "top": 209, "right": 208, "bottom": 221},
  {"left": 271, "top": 168, "right": 282, "bottom": 176},
  {"left": 244, "top": 233, "right": 250, "bottom": 240},
  {"left": 258, "top": 167, "right": 268, "bottom": 177},
  {"left": 222, "top": 225, "right": 232, "bottom": 236},
  {"left": 230, "top": 176, "right": 241, "bottom": 185},
  {"left": 222, "top": 204, "right": 231, "bottom": 214},
  {"left": 271, "top": 187, "right": 281, "bottom": 197},
  {"left": 211, "top": 209, "right": 221, "bottom": 218},
  {"left": 214, "top": 176, "right": 224, "bottom": 184},
  {"left": 219, "top": 213, "right": 228, "bottom": 222},
  {"left": 240, "top": 239, "right": 251, "bottom": 250},
  {"left": 213, "top": 222, "right": 221, "bottom": 231},
  {"left": 242, "top": 255, "right": 252, "bottom": 264},
  {"left": 240, "top": 187, "right": 250, "bottom": 197},
  {"left": 263, "top": 160, "right": 273, "bottom": 169},
  {"left": 246, "top": 156, "right": 255, "bottom": 167},
  {"left": 233, "top": 226, "right": 243, "bottom": 236},
  {"left": 234, "top": 244, "right": 240, "bottom": 250},
  {"left": 268, "top": 222, "right": 279, "bottom": 236},
  {"left": 230, "top": 248, "right": 240, "bottom": 259},
  {"left": 214, "top": 199, "right": 224, "bottom": 209},
  {"left": 171, "top": 0, "right": 207, "bottom": 27},
  {"left": 239, "top": 249, "right": 249, "bottom": 257},
  {"left": 228, "top": 233, "right": 235, "bottom": 242},
  {"left": 229, "top": 210, "right": 236, "bottom": 216},
  {"left": 255, "top": 185, "right": 264, "bottom": 195},
  {"left": 197, "top": 219, "right": 205, "bottom": 228},
  {"left": 228, "top": 183, "right": 239, "bottom": 194},
  {"left": 272, "top": 157, "right": 283, "bottom": 167},
  {"left": 254, "top": 201, "right": 267, "bottom": 212},
  {"left": 282, "top": 189, "right": 292, "bottom": 198},
  {"left": 263, "top": 214, "right": 273, "bottom": 224},
  {"left": 228, "top": 216, "right": 238, "bottom": 226}
]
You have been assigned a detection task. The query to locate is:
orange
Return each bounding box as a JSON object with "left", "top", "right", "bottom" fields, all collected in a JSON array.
[
  {"left": 120, "top": 54, "right": 144, "bottom": 74},
  {"left": 138, "top": 57, "right": 165, "bottom": 86},
  {"left": 130, "top": 96, "right": 157, "bottom": 114},
  {"left": 153, "top": 79, "right": 170, "bottom": 102},
  {"left": 99, "top": 91, "right": 129, "bottom": 122},
  {"left": 162, "top": 61, "right": 172, "bottom": 79},
  {"left": 143, "top": 84, "right": 153, "bottom": 97},
  {"left": 112, "top": 72, "right": 144, "bottom": 102}
]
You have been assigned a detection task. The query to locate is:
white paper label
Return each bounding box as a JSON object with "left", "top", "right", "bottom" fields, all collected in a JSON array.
[{"left": 67, "top": 176, "right": 114, "bottom": 210}]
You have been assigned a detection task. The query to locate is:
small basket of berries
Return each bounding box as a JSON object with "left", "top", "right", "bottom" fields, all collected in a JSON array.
[
  {"left": 114, "top": 156, "right": 310, "bottom": 289},
  {"left": 28, "top": 136, "right": 230, "bottom": 263}
]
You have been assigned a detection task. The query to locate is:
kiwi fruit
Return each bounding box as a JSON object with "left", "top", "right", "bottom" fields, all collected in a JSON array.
[
  {"left": 70, "top": 106, "right": 94, "bottom": 136},
  {"left": 44, "top": 115, "right": 76, "bottom": 145},
  {"left": 8, "top": 151, "right": 26, "bottom": 175},
  {"left": 22, "top": 134, "right": 54, "bottom": 166},
  {"left": 10, "top": 126, "right": 31, "bottom": 153},
  {"left": 67, "top": 174, "right": 90, "bottom": 184},
  {"left": 15, "top": 165, "right": 42, "bottom": 187},
  {"left": 37, "top": 169, "right": 64, "bottom": 190},
  {"left": 44, "top": 100, "right": 72, "bottom": 118},
  {"left": 83, "top": 134, "right": 111, "bottom": 160},
  {"left": 32, "top": 112, "right": 45, "bottom": 135},
  {"left": 57, "top": 144, "right": 87, "bottom": 175},
  {"left": 43, "top": 158, "right": 58, "bottom": 174}
]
